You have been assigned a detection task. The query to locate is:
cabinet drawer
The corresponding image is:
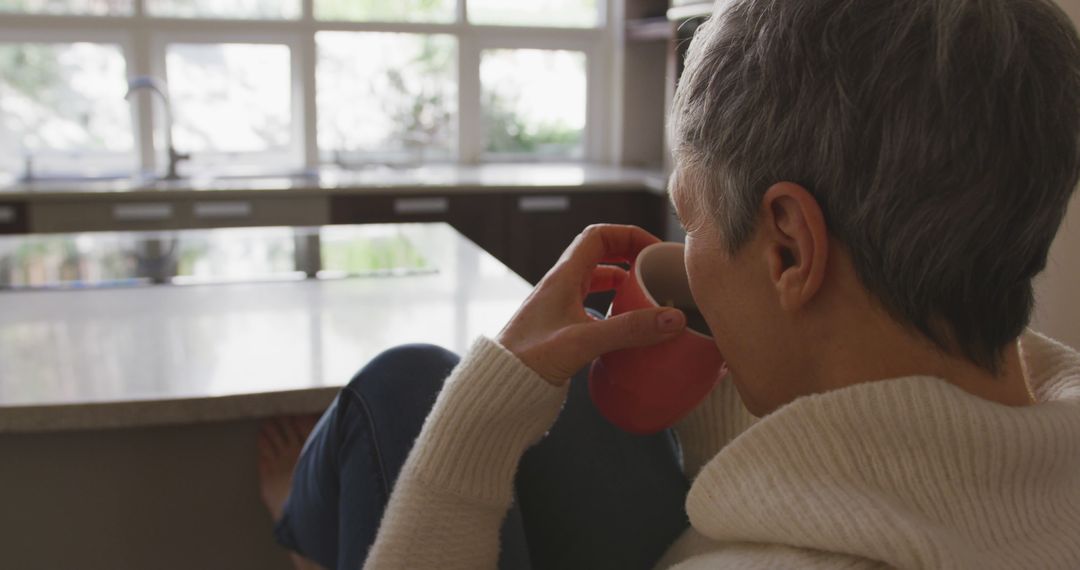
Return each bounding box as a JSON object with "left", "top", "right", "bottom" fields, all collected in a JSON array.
[
  {"left": 185, "top": 197, "right": 327, "bottom": 229},
  {"left": 329, "top": 193, "right": 506, "bottom": 260},
  {"left": 517, "top": 195, "right": 571, "bottom": 213},
  {"left": 507, "top": 191, "right": 668, "bottom": 284},
  {"left": 329, "top": 194, "right": 456, "bottom": 223},
  {"left": 0, "top": 201, "right": 28, "bottom": 234},
  {"left": 31, "top": 201, "right": 153, "bottom": 233},
  {"left": 30, "top": 196, "right": 328, "bottom": 233}
]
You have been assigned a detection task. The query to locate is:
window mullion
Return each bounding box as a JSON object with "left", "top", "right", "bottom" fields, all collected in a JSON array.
[
  {"left": 585, "top": 39, "right": 606, "bottom": 163},
  {"left": 458, "top": 30, "right": 482, "bottom": 164},
  {"left": 300, "top": 31, "right": 319, "bottom": 171},
  {"left": 458, "top": 0, "right": 473, "bottom": 163},
  {"left": 129, "top": 5, "right": 158, "bottom": 176}
]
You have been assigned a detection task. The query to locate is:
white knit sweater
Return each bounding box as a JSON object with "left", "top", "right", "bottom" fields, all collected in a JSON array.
[{"left": 363, "top": 331, "right": 1080, "bottom": 569}]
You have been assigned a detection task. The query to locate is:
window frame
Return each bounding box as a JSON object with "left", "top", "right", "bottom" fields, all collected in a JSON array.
[{"left": 0, "top": 0, "right": 616, "bottom": 179}]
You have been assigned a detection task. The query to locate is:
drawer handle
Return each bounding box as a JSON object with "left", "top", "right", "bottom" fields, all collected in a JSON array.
[
  {"left": 194, "top": 201, "right": 252, "bottom": 219},
  {"left": 394, "top": 197, "right": 449, "bottom": 215},
  {"left": 519, "top": 196, "right": 570, "bottom": 213},
  {"left": 113, "top": 203, "right": 173, "bottom": 221},
  {"left": 0, "top": 205, "right": 14, "bottom": 224}
]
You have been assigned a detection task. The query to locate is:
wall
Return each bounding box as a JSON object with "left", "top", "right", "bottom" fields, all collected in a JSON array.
[
  {"left": 1034, "top": 192, "right": 1080, "bottom": 351},
  {"left": 1032, "top": 0, "right": 1080, "bottom": 350}
]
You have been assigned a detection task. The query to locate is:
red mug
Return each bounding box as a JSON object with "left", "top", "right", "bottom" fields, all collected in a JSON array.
[{"left": 588, "top": 242, "right": 726, "bottom": 434}]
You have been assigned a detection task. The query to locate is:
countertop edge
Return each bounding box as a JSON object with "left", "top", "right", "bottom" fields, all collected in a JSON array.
[
  {"left": 8, "top": 181, "right": 670, "bottom": 202},
  {"left": 0, "top": 387, "right": 340, "bottom": 434},
  {"left": 0, "top": 165, "right": 671, "bottom": 201}
]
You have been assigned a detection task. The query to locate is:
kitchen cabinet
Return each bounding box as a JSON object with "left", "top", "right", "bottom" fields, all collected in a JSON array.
[
  {"left": 328, "top": 193, "right": 508, "bottom": 261},
  {"left": 28, "top": 196, "right": 326, "bottom": 233},
  {"left": 505, "top": 191, "right": 668, "bottom": 284},
  {"left": 0, "top": 201, "right": 27, "bottom": 234}
]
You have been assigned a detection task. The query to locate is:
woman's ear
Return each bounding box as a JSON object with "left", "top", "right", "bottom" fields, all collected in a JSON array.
[{"left": 760, "top": 182, "right": 829, "bottom": 311}]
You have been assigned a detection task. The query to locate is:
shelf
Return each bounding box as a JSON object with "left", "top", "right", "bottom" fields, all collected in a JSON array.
[{"left": 626, "top": 17, "right": 674, "bottom": 42}]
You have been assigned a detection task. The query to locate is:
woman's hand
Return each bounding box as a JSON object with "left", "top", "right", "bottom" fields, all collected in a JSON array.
[{"left": 497, "top": 224, "right": 687, "bottom": 385}]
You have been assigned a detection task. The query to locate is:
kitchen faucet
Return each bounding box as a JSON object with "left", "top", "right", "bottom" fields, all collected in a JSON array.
[{"left": 125, "top": 76, "right": 189, "bottom": 181}]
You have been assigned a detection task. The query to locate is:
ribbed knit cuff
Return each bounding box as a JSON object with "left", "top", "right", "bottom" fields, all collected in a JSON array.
[{"left": 406, "top": 337, "right": 569, "bottom": 505}]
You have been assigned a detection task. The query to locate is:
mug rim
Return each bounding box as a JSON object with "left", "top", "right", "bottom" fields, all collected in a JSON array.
[{"left": 633, "top": 242, "right": 713, "bottom": 340}]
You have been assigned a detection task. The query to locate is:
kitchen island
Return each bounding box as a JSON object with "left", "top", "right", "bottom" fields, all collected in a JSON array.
[{"left": 0, "top": 222, "right": 533, "bottom": 569}]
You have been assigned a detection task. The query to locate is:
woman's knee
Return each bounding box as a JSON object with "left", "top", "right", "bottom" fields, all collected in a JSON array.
[{"left": 344, "top": 344, "right": 460, "bottom": 400}]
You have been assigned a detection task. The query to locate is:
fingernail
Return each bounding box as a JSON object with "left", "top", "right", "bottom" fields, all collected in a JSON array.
[{"left": 658, "top": 309, "right": 685, "bottom": 332}]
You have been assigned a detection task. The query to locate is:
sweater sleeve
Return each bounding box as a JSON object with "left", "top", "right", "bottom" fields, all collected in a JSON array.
[{"left": 363, "top": 337, "right": 569, "bottom": 570}]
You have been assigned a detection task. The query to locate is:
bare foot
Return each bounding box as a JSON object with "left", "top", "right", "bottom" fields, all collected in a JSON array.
[
  {"left": 258, "top": 415, "right": 327, "bottom": 570},
  {"left": 257, "top": 415, "right": 320, "bottom": 522}
]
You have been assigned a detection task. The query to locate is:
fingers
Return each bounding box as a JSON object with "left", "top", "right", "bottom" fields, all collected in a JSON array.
[
  {"left": 557, "top": 225, "right": 661, "bottom": 277},
  {"left": 587, "top": 264, "right": 630, "bottom": 294},
  {"left": 561, "top": 306, "right": 687, "bottom": 370}
]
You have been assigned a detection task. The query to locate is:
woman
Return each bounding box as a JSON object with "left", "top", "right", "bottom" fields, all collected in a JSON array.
[{"left": 259, "top": 0, "right": 1080, "bottom": 567}]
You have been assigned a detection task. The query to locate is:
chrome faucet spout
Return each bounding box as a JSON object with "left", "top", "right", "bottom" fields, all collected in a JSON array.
[{"left": 125, "top": 76, "right": 189, "bottom": 180}]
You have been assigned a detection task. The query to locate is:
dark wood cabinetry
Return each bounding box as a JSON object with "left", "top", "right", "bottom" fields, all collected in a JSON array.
[
  {"left": 0, "top": 201, "right": 27, "bottom": 234},
  {"left": 505, "top": 191, "right": 667, "bottom": 284},
  {"left": 329, "top": 193, "right": 508, "bottom": 261}
]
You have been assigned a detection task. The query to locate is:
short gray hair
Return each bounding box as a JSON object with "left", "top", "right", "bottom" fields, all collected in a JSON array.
[{"left": 672, "top": 0, "right": 1080, "bottom": 372}]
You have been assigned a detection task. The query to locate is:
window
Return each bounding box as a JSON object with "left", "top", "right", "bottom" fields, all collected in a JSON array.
[
  {"left": 0, "top": 0, "right": 610, "bottom": 182},
  {"left": 166, "top": 43, "right": 293, "bottom": 169},
  {"left": 481, "top": 49, "right": 586, "bottom": 158},
  {"left": 0, "top": 41, "right": 135, "bottom": 180},
  {"left": 317, "top": 32, "right": 457, "bottom": 165}
]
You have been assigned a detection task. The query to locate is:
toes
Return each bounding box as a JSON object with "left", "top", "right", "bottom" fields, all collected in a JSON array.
[
  {"left": 259, "top": 414, "right": 321, "bottom": 463},
  {"left": 257, "top": 426, "right": 274, "bottom": 458},
  {"left": 275, "top": 418, "right": 297, "bottom": 448},
  {"left": 259, "top": 420, "right": 287, "bottom": 456},
  {"left": 285, "top": 418, "right": 306, "bottom": 447},
  {"left": 291, "top": 415, "right": 319, "bottom": 443}
]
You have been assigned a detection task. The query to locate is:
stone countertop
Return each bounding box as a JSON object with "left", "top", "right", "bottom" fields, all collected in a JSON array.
[
  {"left": 0, "top": 223, "right": 534, "bottom": 433},
  {"left": 0, "top": 163, "right": 670, "bottom": 201}
]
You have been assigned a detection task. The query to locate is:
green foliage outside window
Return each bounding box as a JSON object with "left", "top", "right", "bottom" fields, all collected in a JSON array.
[
  {"left": 483, "top": 90, "right": 581, "bottom": 154},
  {"left": 0, "top": 45, "right": 61, "bottom": 99}
]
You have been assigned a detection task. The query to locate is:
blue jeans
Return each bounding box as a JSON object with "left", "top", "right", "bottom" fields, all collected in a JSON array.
[{"left": 274, "top": 344, "right": 690, "bottom": 570}]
